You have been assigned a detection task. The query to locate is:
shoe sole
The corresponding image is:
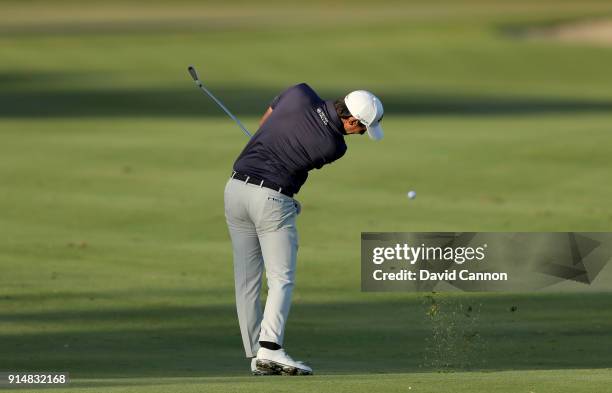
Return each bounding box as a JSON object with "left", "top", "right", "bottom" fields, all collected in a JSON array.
[
  {"left": 251, "top": 368, "right": 277, "bottom": 376},
  {"left": 256, "top": 359, "right": 313, "bottom": 376}
]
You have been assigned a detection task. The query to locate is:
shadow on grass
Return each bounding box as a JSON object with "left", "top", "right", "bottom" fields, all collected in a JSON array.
[
  {"left": 1, "top": 292, "right": 611, "bottom": 381},
  {"left": 2, "top": 72, "right": 612, "bottom": 118}
]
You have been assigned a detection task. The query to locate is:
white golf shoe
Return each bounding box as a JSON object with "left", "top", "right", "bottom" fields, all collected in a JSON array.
[{"left": 255, "top": 348, "right": 313, "bottom": 376}]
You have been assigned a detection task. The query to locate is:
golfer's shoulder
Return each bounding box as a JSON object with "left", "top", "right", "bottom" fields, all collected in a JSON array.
[
  {"left": 274, "top": 83, "right": 320, "bottom": 107},
  {"left": 291, "top": 82, "right": 317, "bottom": 96},
  {"left": 280, "top": 82, "right": 314, "bottom": 94}
]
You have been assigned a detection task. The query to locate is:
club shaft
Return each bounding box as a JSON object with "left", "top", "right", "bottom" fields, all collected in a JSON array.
[{"left": 194, "top": 80, "right": 252, "bottom": 138}]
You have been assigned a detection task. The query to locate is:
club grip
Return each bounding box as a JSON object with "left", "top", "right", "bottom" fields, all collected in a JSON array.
[{"left": 187, "top": 65, "right": 199, "bottom": 81}]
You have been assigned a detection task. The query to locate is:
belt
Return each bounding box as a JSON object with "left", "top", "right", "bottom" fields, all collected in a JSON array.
[{"left": 231, "top": 171, "right": 294, "bottom": 198}]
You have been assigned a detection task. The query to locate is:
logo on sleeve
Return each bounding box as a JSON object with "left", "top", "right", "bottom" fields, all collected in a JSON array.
[{"left": 316, "top": 108, "right": 329, "bottom": 125}]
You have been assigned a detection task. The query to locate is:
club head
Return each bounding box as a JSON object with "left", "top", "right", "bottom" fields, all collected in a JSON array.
[{"left": 187, "top": 65, "right": 199, "bottom": 82}]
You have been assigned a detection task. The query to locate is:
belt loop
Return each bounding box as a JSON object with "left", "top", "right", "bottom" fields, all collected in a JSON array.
[
  {"left": 244, "top": 176, "right": 250, "bottom": 184},
  {"left": 231, "top": 171, "right": 236, "bottom": 179},
  {"left": 259, "top": 180, "right": 264, "bottom": 187},
  {"left": 278, "top": 187, "right": 282, "bottom": 193}
]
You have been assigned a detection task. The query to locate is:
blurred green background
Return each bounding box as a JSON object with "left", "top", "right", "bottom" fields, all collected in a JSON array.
[{"left": 1, "top": 1, "right": 612, "bottom": 392}]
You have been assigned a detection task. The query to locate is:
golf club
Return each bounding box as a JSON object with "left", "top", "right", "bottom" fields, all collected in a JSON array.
[{"left": 187, "top": 65, "right": 252, "bottom": 138}]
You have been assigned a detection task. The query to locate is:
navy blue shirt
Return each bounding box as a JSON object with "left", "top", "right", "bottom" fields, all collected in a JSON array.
[{"left": 233, "top": 83, "right": 347, "bottom": 195}]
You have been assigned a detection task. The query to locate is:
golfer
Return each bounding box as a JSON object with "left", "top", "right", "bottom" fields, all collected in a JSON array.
[{"left": 224, "top": 83, "right": 384, "bottom": 375}]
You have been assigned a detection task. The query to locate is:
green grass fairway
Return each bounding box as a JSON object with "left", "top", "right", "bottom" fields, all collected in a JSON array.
[
  {"left": 2, "top": 1, "right": 612, "bottom": 392},
  {"left": 11, "top": 370, "right": 612, "bottom": 393}
]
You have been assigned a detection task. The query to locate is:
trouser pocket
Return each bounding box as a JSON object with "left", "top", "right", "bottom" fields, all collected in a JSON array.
[{"left": 258, "top": 192, "right": 297, "bottom": 233}]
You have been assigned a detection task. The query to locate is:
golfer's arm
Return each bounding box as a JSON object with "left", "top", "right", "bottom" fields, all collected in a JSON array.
[{"left": 259, "top": 106, "right": 273, "bottom": 127}]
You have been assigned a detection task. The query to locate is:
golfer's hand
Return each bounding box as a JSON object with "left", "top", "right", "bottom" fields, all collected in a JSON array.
[{"left": 294, "top": 199, "right": 301, "bottom": 215}]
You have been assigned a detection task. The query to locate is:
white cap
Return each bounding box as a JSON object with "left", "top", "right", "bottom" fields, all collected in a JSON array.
[{"left": 344, "top": 90, "right": 384, "bottom": 141}]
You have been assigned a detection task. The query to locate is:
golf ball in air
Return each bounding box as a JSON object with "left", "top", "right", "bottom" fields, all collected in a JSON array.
[{"left": 407, "top": 190, "right": 416, "bottom": 199}]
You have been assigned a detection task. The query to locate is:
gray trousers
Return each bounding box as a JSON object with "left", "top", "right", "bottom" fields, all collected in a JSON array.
[{"left": 224, "top": 178, "right": 299, "bottom": 358}]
